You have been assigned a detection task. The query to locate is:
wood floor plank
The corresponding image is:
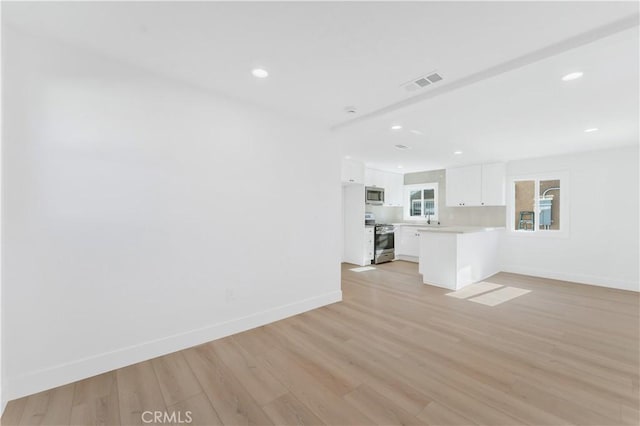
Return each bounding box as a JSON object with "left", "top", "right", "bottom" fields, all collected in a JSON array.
[
  {"left": 262, "top": 393, "right": 325, "bottom": 426},
  {"left": 417, "top": 401, "right": 478, "bottom": 426},
  {"left": 208, "top": 337, "right": 287, "bottom": 406},
  {"left": 116, "top": 361, "right": 166, "bottom": 426},
  {"left": 342, "top": 338, "right": 524, "bottom": 426},
  {"left": 18, "top": 383, "right": 74, "bottom": 426},
  {"left": 3, "top": 262, "right": 638, "bottom": 426},
  {"left": 231, "top": 326, "right": 280, "bottom": 357},
  {"left": 328, "top": 297, "right": 461, "bottom": 345},
  {"left": 1, "top": 398, "right": 27, "bottom": 426},
  {"left": 303, "top": 307, "right": 411, "bottom": 359},
  {"left": 151, "top": 351, "right": 202, "bottom": 407},
  {"left": 400, "top": 349, "right": 576, "bottom": 425},
  {"left": 621, "top": 404, "right": 640, "bottom": 426},
  {"left": 182, "top": 344, "right": 273, "bottom": 425},
  {"left": 267, "top": 321, "right": 362, "bottom": 393},
  {"left": 69, "top": 371, "right": 120, "bottom": 426},
  {"left": 280, "top": 314, "right": 432, "bottom": 416},
  {"left": 166, "top": 393, "right": 223, "bottom": 426},
  {"left": 343, "top": 384, "right": 422, "bottom": 426},
  {"left": 263, "top": 324, "right": 360, "bottom": 397},
  {"left": 260, "top": 346, "right": 376, "bottom": 425}
]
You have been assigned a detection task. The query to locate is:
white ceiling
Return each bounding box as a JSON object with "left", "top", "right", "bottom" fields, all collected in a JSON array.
[
  {"left": 336, "top": 26, "right": 640, "bottom": 172},
  {"left": 3, "top": 1, "right": 639, "bottom": 173}
]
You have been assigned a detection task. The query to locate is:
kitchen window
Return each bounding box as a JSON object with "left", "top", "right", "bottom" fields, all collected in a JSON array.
[
  {"left": 508, "top": 172, "right": 569, "bottom": 236},
  {"left": 404, "top": 183, "right": 438, "bottom": 221}
]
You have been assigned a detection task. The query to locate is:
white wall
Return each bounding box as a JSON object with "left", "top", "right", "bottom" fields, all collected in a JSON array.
[
  {"left": 1, "top": 27, "right": 341, "bottom": 404},
  {"left": 501, "top": 145, "right": 639, "bottom": 291}
]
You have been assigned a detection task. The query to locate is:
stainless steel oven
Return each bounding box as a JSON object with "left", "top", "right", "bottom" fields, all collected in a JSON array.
[{"left": 374, "top": 224, "right": 395, "bottom": 264}]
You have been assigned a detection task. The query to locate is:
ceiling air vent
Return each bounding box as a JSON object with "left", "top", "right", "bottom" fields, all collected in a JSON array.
[
  {"left": 403, "top": 71, "right": 444, "bottom": 92},
  {"left": 415, "top": 78, "right": 431, "bottom": 87},
  {"left": 426, "top": 73, "right": 443, "bottom": 83}
]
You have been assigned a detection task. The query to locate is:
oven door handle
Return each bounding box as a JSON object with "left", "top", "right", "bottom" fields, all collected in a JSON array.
[{"left": 377, "top": 229, "right": 396, "bottom": 235}]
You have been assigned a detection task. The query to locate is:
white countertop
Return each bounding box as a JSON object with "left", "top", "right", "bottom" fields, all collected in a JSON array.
[{"left": 417, "top": 226, "right": 505, "bottom": 234}]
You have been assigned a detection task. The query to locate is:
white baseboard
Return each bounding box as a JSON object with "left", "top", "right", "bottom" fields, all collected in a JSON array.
[
  {"left": 394, "top": 255, "right": 418, "bottom": 263},
  {"left": 4, "top": 290, "right": 342, "bottom": 405},
  {"left": 501, "top": 265, "right": 639, "bottom": 292}
]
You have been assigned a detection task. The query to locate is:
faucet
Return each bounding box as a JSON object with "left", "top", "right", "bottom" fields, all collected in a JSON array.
[{"left": 426, "top": 211, "right": 431, "bottom": 225}]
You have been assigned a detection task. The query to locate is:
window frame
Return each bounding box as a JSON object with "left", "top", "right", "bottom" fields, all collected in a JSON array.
[
  {"left": 507, "top": 171, "right": 569, "bottom": 238},
  {"left": 403, "top": 183, "right": 439, "bottom": 222}
]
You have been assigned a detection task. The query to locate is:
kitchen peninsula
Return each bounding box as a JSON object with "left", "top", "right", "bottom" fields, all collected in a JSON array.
[{"left": 418, "top": 226, "right": 504, "bottom": 290}]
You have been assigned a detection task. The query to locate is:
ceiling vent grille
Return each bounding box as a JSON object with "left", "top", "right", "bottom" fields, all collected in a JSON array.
[
  {"left": 426, "top": 73, "right": 443, "bottom": 83},
  {"left": 403, "top": 71, "right": 444, "bottom": 92},
  {"left": 415, "top": 78, "right": 430, "bottom": 87}
]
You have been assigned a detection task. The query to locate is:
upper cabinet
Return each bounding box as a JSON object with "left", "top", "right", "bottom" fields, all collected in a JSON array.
[
  {"left": 365, "top": 168, "right": 403, "bottom": 207},
  {"left": 446, "top": 165, "right": 482, "bottom": 206},
  {"left": 385, "top": 172, "right": 404, "bottom": 207},
  {"left": 446, "top": 162, "right": 505, "bottom": 206},
  {"left": 341, "top": 159, "right": 365, "bottom": 184},
  {"left": 480, "top": 163, "right": 506, "bottom": 206},
  {"left": 364, "top": 168, "right": 383, "bottom": 188}
]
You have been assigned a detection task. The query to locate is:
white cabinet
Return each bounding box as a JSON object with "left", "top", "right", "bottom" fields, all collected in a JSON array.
[
  {"left": 364, "top": 227, "right": 374, "bottom": 263},
  {"left": 365, "top": 168, "right": 383, "bottom": 187},
  {"left": 418, "top": 229, "right": 502, "bottom": 290},
  {"left": 446, "top": 165, "right": 482, "bottom": 206},
  {"left": 342, "top": 159, "right": 364, "bottom": 184},
  {"left": 481, "top": 163, "right": 506, "bottom": 206},
  {"left": 384, "top": 172, "right": 404, "bottom": 207},
  {"left": 395, "top": 226, "right": 421, "bottom": 260},
  {"left": 446, "top": 163, "right": 505, "bottom": 206},
  {"left": 365, "top": 168, "right": 404, "bottom": 207}
]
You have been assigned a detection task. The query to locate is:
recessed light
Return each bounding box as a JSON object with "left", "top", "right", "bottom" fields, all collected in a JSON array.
[
  {"left": 394, "top": 144, "right": 410, "bottom": 150},
  {"left": 391, "top": 125, "right": 403, "bottom": 130},
  {"left": 562, "top": 71, "right": 583, "bottom": 81},
  {"left": 584, "top": 128, "right": 599, "bottom": 133},
  {"left": 397, "top": 165, "right": 404, "bottom": 169},
  {"left": 251, "top": 68, "right": 269, "bottom": 78},
  {"left": 344, "top": 155, "right": 352, "bottom": 159},
  {"left": 454, "top": 150, "right": 463, "bottom": 155}
]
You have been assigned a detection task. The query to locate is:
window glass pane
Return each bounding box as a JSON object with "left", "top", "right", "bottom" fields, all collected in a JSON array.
[
  {"left": 410, "top": 190, "right": 422, "bottom": 202},
  {"left": 410, "top": 199, "right": 422, "bottom": 216},
  {"left": 515, "top": 180, "right": 535, "bottom": 231},
  {"left": 423, "top": 189, "right": 435, "bottom": 215},
  {"left": 410, "top": 190, "right": 422, "bottom": 216},
  {"left": 405, "top": 184, "right": 438, "bottom": 221},
  {"left": 423, "top": 200, "right": 434, "bottom": 215},
  {"left": 539, "top": 180, "right": 560, "bottom": 230}
]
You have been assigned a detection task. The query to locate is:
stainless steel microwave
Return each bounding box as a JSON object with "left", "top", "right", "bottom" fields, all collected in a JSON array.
[{"left": 365, "top": 186, "right": 385, "bottom": 205}]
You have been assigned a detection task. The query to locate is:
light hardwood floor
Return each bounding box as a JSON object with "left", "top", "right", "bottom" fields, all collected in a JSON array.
[{"left": 2, "top": 262, "right": 639, "bottom": 425}]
